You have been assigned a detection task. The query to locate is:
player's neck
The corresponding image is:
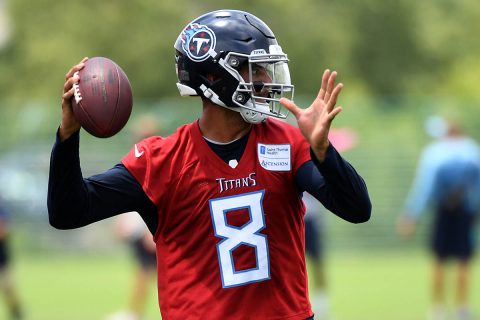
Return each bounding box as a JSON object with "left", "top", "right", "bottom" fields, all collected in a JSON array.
[{"left": 199, "top": 103, "right": 252, "bottom": 143}]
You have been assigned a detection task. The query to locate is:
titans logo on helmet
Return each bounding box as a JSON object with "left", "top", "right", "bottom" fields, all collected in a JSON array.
[{"left": 180, "top": 23, "right": 217, "bottom": 62}]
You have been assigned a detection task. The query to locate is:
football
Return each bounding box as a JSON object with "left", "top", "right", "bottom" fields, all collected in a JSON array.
[{"left": 72, "top": 57, "right": 133, "bottom": 138}]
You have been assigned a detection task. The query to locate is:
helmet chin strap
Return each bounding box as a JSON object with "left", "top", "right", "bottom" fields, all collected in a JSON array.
[{"left": 199, "top": 84, "right": 267, "bottom": 124}]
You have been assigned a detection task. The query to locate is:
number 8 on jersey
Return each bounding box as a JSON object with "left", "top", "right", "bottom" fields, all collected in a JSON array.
[{"left": 209, "top": 190, "right": 270, "bottom": 288}]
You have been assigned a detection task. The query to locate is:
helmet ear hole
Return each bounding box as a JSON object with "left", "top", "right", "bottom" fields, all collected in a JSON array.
[{"left": 206, "top": 73, "right": 220, "bottom": 82}]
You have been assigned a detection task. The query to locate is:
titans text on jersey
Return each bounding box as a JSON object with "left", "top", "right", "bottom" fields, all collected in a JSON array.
[{"left": 216, "top": 172, "right": 257, "bottom": 193}]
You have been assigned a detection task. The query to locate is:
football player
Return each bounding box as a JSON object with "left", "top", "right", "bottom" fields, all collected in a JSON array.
[{"left": 49, "top": 10, "right": 371, "bottom": 320}]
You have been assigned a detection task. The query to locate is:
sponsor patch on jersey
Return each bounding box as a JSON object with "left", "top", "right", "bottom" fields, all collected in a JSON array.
[
  {"left": 180, "top": 23, "right": 216, "bottom": 62},
  {"left": 257, "top": 143, "right": 291, "bottom": 171}
]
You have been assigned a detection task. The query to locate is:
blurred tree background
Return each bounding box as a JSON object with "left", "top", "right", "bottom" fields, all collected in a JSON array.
[{"left": 0, "top": 0, "right": 479, "bottom": 253}]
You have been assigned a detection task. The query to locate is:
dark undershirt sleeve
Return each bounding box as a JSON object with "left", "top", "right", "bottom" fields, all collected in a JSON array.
[
  {"left": 295, "top": 144, "right": 371, "bottom": 223},
  {"left": 47, "top": 130, "right": 158, "bottom": 234}
]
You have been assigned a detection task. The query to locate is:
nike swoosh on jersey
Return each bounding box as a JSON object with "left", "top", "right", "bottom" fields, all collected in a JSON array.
[{"left": 134, "top": 144, "right": 144, "bottom": 158}]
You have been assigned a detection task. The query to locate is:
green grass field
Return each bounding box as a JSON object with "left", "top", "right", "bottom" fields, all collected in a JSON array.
[{"left": 6, "top": 250, "right": 480, "bottom": 320}]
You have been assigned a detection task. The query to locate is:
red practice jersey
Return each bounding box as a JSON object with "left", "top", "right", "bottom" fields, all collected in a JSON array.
[{"left": 122, "top": 118, "right": 313, "bottom": 320}]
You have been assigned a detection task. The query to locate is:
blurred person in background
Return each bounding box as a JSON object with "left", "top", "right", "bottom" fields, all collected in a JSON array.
[
  {"left": 0, "top": 198, "right": 23, "bottom": 320},
  {"left": 304, "top": 127, "right": 358, "bottom": 320},
  {"left": 398, "top": 116, "right": 480, "bottom": 320},
  {"left": 106, "top": 116, "right": 159, "bottom": 320},
  {"left": 48, "top": 9, "right": 371, "bottom": 319},
  {"left": 106, "top": 212, "right": 156, "bottom": 320},
  {"left": 303, "top": 192, "right": 329, "bottom": 319}
]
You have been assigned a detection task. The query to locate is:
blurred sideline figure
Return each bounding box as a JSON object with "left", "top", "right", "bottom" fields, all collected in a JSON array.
[
  {"left": 106, "top": 212, "right": 156, "bottom": 320},
  {"left": 106, "top": 115, "right": 158, "bottom": 320},
  {"left": 304, "top": 192, "right": 329, "bottom": 319},
  {"left": 0, "top": 198, "right": 23, "bottom": 320},
  {"left": 305, "top": 127, "right": 358, "bottom": 320},
  {"left": 398, "top": 116, "right": 480, "bottom": 320}
]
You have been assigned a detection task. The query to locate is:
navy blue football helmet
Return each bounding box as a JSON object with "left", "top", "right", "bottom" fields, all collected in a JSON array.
[{"left": 174, "top": 10, "right": 294, "bottom": 124}]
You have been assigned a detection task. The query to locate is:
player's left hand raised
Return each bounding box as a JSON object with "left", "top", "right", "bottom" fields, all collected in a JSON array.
[{"left": 280, "top": 69, "right": 343, "bottom": 162}]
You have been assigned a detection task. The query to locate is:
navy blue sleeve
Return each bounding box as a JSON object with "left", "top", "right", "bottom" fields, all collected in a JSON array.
[
  {"left": 47, "top": 130, "right": 158, "bottom": 234},
  {"left": 295, "top": 144, "right": 371, "bottom": 223}
]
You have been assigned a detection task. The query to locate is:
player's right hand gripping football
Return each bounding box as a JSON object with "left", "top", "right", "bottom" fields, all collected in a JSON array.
[{"left": 59, "top": 57, "right": 88, "bottom": 141}]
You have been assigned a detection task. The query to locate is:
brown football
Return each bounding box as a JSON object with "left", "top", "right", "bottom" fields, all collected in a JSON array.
[{"left": 72, "top": 57, "right": 133, "bottom": 138}]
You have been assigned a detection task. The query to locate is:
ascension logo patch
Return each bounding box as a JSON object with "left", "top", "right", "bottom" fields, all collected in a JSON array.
[
  {"left": 257, "top": 143, "right": 291, "bottom": 171},
  {"left": 180, "top": 23, "right": 216, "bottom": 62}
]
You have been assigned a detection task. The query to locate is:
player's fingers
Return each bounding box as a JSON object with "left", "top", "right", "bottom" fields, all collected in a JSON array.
[
  {"left": 326, "top": 83, "right": 343, "bottom": 112},
  {"left": 62, "top": 87, "right": 75, "bottom": 101},
  {"left": 324, "top": 71, "right": 337, "bottom": 102},
  {"left": 63, "top": 72, "right": 79, "bottom": 93},
  {"left": 280, "top": 97, "right": 302, "bottom": 119},
  {"left": 65, "top": 65, "right": 82, "bottom": 81},
  {"left": 64, "top": 57, "right": 88, "bottom": 81},
  {"left": 62, "top": 73, "right": 80, "bottom": 99},
  {"left": 317, "top": 69, "right": 330, "bottom": 100},
  {"left": 327, "top": 106, "right": 343, "bottom": 122}
]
